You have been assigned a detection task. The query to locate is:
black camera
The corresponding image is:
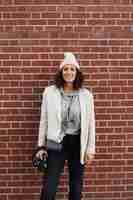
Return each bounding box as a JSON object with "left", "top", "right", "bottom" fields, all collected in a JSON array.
[
  {"left": 32, "top": 147, "right": 48, "bottom": 173},
  {"left": 32, "top": 157, "right": 48, "bottom": 173}
]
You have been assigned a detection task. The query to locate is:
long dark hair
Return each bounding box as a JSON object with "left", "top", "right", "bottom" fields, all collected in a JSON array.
[{"left": 54, "top": 68, "right": 84, "bottom": 90}]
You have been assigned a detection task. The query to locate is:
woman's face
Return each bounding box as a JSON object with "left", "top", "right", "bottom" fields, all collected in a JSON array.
[{"left": 62, "top": 64, "right": 77, "bottom": 83}]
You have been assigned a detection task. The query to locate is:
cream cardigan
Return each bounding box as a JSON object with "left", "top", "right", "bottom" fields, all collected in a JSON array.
[{"left": 38, "top": 85, "right": 95, "bottom": 164}]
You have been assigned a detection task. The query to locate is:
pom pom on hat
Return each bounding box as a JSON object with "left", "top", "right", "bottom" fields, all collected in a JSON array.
[{"left": 59, "top": 52, "right": 80, "bottom": 70}]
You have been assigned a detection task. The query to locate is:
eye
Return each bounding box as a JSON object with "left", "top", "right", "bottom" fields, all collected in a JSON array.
[
  {"left": 63, "top": 67, "right": 68, "bottom": 72},
  {"left": 71, "top": 68, "right": 75, "bottom": 71}
]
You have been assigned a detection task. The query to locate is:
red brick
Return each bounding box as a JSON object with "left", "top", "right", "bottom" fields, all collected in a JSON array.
[{"left": 41, "top": 12, "right": 61, "bottom": 18}]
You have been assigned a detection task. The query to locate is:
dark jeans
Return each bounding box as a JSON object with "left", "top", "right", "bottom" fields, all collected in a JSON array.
[{"left": 40, "top": 134, "right": 84, "bottom": 200}]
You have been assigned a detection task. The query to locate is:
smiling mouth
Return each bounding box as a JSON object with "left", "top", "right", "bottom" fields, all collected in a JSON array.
[
  {"left": 64, "top": 75, "right": 74, "bottom": 80},
  {"left": 65, "top": 74, "right": 74, "bottom": 77},
  {"left": 66, "top": 77, "right": 74, "bottom": 80}
]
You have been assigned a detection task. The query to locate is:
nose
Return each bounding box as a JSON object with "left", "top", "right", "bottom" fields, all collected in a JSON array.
[{"left": 67, "top": 68, "right": 73, "bottom": 73}]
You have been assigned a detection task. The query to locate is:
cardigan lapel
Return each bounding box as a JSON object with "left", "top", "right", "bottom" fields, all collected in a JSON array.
[
  {"left": 54, "top": 87, "right": 62, "bottom": 123},
  {"left": 79, "top": 90, "right": 87, "bottom": 135}
]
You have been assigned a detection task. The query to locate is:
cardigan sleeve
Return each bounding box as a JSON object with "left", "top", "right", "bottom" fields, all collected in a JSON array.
[
  {"left": 86, "top": 93, "right": 96, "bottom": 155},
  {"left": 38, "top": 88, "right": 48, "bottom": 147}
]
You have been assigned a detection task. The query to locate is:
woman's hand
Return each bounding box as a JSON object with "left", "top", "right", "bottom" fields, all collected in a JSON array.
[
  {"left": 84, "top": 153, "right": 95, "bottom": 165},
  {"left": 36, "top": 149, "right": 48, "bottom": 160}
]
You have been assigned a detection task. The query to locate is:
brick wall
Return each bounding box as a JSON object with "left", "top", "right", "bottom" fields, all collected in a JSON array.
[{"left": 0, "top": 0, "right": 133, "bottom": 199}]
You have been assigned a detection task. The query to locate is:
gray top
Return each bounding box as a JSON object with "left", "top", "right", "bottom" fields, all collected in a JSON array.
[{"left": 60, "top": 88, "right": 81, "bottom": 135}]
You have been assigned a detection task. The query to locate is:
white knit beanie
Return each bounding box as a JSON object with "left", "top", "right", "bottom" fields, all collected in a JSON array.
[{"left": 59, "top": 52, "right": 80, "bottom": 70}]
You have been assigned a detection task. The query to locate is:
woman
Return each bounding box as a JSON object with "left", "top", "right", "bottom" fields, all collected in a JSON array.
[{"left": 36, "top": 52, "right": 95, "bottom": 200}]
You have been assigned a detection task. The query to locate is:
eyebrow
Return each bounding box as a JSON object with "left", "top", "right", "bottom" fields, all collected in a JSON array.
[{"left": 64, "top": 66, "right": 75, "bottom": 70}]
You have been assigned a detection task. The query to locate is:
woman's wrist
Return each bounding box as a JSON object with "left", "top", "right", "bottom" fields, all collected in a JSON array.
[{"left": 36, "top": 146, "right": 47, "bottom": 152}]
